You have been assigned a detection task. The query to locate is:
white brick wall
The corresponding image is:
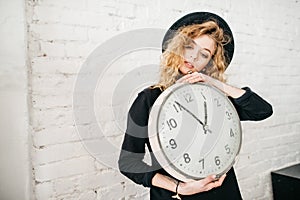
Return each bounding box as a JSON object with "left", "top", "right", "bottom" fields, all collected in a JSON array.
[{"left": 24, "top": 0, "right": 300, "bottom": 199}]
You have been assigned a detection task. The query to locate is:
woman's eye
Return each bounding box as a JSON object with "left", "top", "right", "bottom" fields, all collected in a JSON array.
[
  {"left": 200, "top": 53, "right": 209, "bottom": 59},
  {"left": 184, "top": 45, "right": 193, "bottom": 49}
]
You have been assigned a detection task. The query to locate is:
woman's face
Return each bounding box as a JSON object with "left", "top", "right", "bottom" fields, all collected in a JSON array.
[{"left": 179, "top": 35, "right": 215, "bottom": 74}]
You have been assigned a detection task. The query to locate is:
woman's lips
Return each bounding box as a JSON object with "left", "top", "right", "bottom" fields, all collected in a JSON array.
[{"left": 184, "top": 61, "right": 194, "bottom": 69}]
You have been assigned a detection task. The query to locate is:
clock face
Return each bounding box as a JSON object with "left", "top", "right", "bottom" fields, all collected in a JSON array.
[{"left": 148, "top": 83, "right": 242, "bottom": 182}]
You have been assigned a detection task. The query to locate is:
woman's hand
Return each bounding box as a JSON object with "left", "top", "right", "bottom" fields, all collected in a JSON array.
[
  {"left": 176, "top": 72, "right": 245, "bottom": 99},
  {"left": 152, "top": 173, "right": 226, "bottom": 197},
  {"left": 176, "top": 72, "right": 207, "bottom": 84},
  {"left": 178, "top": 174, "right": 227, "bottom": 195}
]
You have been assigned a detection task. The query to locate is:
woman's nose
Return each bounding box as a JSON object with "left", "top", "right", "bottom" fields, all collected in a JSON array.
[{"left": 190, "top": 51, "right": 198, "bottom": 60}]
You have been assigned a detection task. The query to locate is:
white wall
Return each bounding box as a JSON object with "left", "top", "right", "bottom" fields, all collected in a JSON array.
[
  {"left": 1, "top": 0, "right": 300, "bottom": 199},
  {"left": 0, "top": 0, "right": 31, "bottom": 200}
]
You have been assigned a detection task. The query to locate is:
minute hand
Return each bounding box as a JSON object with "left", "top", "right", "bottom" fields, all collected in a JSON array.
[{"left": 174, "top": 101, "right": 205, "bottom": 126}]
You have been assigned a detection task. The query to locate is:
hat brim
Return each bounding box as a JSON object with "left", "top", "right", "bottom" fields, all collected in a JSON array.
[{"left": 162, "top": 12, "right": 234, "bottom": 67}]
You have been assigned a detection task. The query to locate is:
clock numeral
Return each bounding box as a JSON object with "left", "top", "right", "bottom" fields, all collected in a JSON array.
[
  {"left": 166, "top": 118, "right": 177, "bottom": 130},
  {"left": 184, "top": 93, "right": 193, "bottom": 103},
  {"left": 169, "top": 139, "right": 177, "bottom": 149},
  {"left": 215, "top": 156, "right": 221, "bottom": 166},
  {"left": 226, "top": 111, "right": 232, "bottom": 120},
  {"left": 173, "top": 103, "right": 182, "bottom": 113},
  {"left": 199, "top": 158, "right": 204, "bottom": 169},
  {"left": 225, "top": 144, "right": 231, "bottom": 154},
  {"left": 183, "top": 153, "right": 191, "bottom": 163},
  {"left": 214, "top": 98, "right": 221, "bottom": 107},
  {"left": 230, "top": 128, "right": 235, "bottom": 137}
]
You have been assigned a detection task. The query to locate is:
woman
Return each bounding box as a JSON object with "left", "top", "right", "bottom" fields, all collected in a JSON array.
[{"left": 118, "top": 12, "right": 272, "bottom": 199}]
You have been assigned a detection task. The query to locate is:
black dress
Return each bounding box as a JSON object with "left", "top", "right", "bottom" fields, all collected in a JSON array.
[{"left": 118, "top": 86, "right": 272, "bottom": 200}]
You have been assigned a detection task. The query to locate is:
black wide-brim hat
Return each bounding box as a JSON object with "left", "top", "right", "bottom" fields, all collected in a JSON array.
[{"left": 162, "top": 12, "right": 234, "bottom": 67}]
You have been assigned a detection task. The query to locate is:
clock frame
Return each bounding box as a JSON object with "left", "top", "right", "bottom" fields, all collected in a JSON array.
[{"left": 148, "top": 82, "right": 242, "bottom": 182}]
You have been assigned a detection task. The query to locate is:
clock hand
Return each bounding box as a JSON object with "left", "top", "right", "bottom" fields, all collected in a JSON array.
[
  {"left": 204, "top": 101, "right": 207, "bottom": 125},
  {"left": 174, "top": 101, "right": 205, "bottom": 127},
  {"left": 203, "top": 101, "right": 212, "bottom": 134}
]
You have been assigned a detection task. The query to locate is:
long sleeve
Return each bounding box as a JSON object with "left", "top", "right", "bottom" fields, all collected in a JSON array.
[
  {"left": 118, "top": 89, "right": 161, "bottom": 187},
  {"left": 229, "top": 87, "right": 273, "bottom": 121}
]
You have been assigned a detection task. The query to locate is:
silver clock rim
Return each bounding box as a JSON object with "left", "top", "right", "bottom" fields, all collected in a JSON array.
[{"left": 148, "top": 82, "right": 242, "bottom": 182}]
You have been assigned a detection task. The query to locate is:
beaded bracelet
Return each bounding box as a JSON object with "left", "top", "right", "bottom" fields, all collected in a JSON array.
[{"left": 171, "top": 181, "right": 181, "bottom": 200}]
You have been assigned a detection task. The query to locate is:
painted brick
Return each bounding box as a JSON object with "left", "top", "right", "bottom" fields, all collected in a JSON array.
[
  {"left": 35, "top": 181, "right": 54, "bottom": 200},
  {"left": 31, "top": 71, "right": 76, "bottom": 92},
  {"left": 34, "top": 156, "right": 95, "bottom": 182},
  {"left": 32, "top": 142, "right": 89, "bottom": 166},
  {"left": 31, "top": 107, "right": 74, "bottom": 128},
  {"left": 31, "top": 57, "right": 82, "bottom": 75},
  {"left": 33, "top": 126, "right": 80, "bottom": 147},
  {"left": 96, "top": 183, "right": 124, "bottom": 200},
  {"left": 34, "top": 0, "right": 88, "bottom": 11},
  {"left": 32, "top": 94, "right": 72, "bottom": 109},
  {"left": 64, "top": 41, "right": 97, "bottom": 58},
  {"left": 79, "top": 190, "right": 97, "bottom": 200},
  {"left": 123, "top": 182, "right": 149, "bottom": 199},
  {"left": 30, "top": 23, "right": 88, "bottom": 41},
  {"left": 40, "top": 41, "right": 65, "bottom": 57},
  {"left": 77, "top": 170, "right": 125, "bottom": 191},
  {"left": 53, "top": 177, "right": 77, "bottom": 196}
]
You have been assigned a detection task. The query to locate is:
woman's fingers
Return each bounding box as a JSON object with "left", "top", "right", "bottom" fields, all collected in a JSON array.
[
  {"left": 216, "top": 174, "right": 227, "bottom": 186},
  {"left": 179, "top": 174, "right": 227, "bottom": 195},
  {"left": 200, "top": 174, "right": 217, "bottom": 186},
  {"left": 176, "top": 72, "right": 206, "bottom": 83},
  {"left": 203, "top": 174, "right": 227, "bottom": 191}
]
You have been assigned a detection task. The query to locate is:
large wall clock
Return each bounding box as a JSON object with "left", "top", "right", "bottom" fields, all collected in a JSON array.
[{"left": 148, "top": 82, "right": 242, "bottom": 182}]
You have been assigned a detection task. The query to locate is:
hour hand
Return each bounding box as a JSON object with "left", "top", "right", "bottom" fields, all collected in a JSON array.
[{"left": 203, "top": 101, "right": 212, "bottom": 134}]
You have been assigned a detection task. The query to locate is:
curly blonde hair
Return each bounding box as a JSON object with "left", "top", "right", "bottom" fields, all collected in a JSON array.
[{"left": 154, "top": 21, "right": 231, "bottom": 90}]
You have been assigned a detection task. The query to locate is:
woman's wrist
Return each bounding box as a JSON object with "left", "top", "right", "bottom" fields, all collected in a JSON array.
[
  {"left": 152, "top": 173, "right": 180, "bottom": 193},
  {"left": 177, "top": 182, "right": 183, "bottom": 195},
  {"left": 176, "top": 181, "right": 196, "bottom": 196},
  {"left": 204, "top": 74, "right": 245, "bottom": 98},
  {"left": 177, "top": 182, "right": 189, "bottom": 196},
  {"left": 172, "top": 181, "right": 182, "bottom": 199}
]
